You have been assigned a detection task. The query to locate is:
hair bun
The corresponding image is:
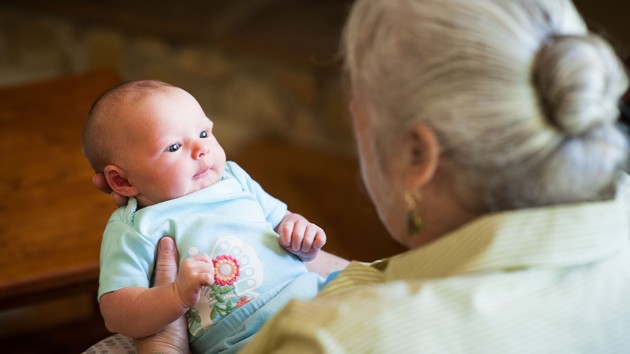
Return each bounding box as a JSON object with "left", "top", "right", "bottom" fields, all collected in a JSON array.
[{"left": 533, "top": 34, "right": 628, "bottom": 136}]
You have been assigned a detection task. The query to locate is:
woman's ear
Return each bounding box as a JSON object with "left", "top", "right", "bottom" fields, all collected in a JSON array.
[
  {"left": 407, "top": 124, "right": 440, "bottom": 190},
  {"left": 103, "top": 165, "right": 138, "bottom": 197}
]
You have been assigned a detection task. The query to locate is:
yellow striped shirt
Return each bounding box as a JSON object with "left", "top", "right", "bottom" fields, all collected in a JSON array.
[{"left": 242, "top": 175, "right": 630, "bottom": 353}]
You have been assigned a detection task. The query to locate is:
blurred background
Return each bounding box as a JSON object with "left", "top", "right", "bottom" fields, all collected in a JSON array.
[
  {"left": 0, "top": 0, "right": 628, "bottom": 155},
  {"left": 0, "top": 0, "right": 628, "bottom": 352},
  {"left": 0, "top": 0, "right": 357, "bottom": 157}
]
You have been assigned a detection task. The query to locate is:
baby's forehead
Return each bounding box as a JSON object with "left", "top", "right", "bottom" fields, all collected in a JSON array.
[
  {"left": 115, "top": 84, "right": 175, "bottom": 107},
  {"left": 106, "top": 86, "right": 174, "bottom": 119},
  {"left": 100, "top": 84, "right": 203, "bottom": 133}
]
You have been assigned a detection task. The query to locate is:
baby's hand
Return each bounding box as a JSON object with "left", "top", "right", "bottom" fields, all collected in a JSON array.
[
  {"left": 278, "top": 212, "right": 326, "bottom": 262},
  {"left": 174, "top": 254, "right": 214, "bottom": 308}
]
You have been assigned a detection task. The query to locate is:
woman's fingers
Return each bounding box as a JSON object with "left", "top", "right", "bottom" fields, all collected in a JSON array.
[{"left": 154, "top": 237, "right": 180, "bottom": 286}]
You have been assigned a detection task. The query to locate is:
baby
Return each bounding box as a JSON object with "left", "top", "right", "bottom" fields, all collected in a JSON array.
[{"left": 83, "top": 80, "right": 329, "bottom": 352}]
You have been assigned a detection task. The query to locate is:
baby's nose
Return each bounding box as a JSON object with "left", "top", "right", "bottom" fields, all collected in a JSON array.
[{"left": 193, "top": 142, "right": 209, "bottom": 159}]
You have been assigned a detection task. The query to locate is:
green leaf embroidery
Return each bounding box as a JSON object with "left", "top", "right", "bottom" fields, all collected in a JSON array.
[
  {"left": 226, "top": 300, "right": 236, "bottom": 311},
  {"left": 190, "top": 312, "right": 201, "bottom": 323},
  {"left": 210, "top": 306, "right": 220, "bottom": 320},
  {"left": 216, "top": 285, "right": 234, "bottom": 294}
]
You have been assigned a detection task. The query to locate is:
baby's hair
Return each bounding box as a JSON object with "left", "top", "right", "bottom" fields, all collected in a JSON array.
[{"left": 82, "top": 80, "right": 175, "bottom": 172}]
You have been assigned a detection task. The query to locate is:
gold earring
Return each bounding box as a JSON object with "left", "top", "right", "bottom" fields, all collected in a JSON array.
[{"left": 405, "top": 191, "right": 422, "bottom": 235}]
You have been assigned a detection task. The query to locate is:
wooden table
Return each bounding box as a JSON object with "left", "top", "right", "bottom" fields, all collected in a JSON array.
[{"left": 0, "top": 71, "right": 121, "bottom": 309}]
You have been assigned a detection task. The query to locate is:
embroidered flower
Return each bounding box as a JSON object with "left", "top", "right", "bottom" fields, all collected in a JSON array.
[
  {"left": 236, "top": 296, "right": 250, "bottom": 307},
  {"left": 213, "top": 255, "right": 240, "bottom": 286}
]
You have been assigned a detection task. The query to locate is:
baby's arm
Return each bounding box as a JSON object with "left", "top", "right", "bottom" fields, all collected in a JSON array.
[
  {"left": 99, "top": 254, "right": 214, "bottom": 338},
  {"left": 276, "top": 211, "right": 326, "bottom": 262},
  {"left": 303, "top": 250, "right": 350, "bottom": 278}
]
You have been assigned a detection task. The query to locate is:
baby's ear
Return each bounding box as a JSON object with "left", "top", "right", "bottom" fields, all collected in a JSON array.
[{"left": 103, "top": 165, "right": 138, "bottom": 197}]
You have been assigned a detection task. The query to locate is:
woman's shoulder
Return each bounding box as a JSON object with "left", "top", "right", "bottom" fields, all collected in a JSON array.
[{"left": 242, "top": 278, "right": 437, "bottom": 353}]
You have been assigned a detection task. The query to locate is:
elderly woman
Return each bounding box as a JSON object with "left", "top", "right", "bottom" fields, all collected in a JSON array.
[
  {"left": 239, "top": 0, "right": 630, "bottom": 351},
  {"left": 90, "top": 0, "right": 630, "bottom": 352}
]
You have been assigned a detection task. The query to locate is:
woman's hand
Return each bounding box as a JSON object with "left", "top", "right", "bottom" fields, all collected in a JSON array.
[
  {"left": 135, "top": 237, "right": 190, "bottom": 354},
  {"left": 92, "top": 172, "right": 128, "bottom": 207}
]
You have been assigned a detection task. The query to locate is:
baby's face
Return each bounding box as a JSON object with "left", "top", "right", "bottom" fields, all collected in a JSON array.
[{"left": 116, "top": 87, "right": 226, "bottom": 207}]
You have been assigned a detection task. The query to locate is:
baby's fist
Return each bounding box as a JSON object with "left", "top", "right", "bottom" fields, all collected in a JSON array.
[
  {"left": 175, "top": 254, "right": 214, "bottom": 308},
  {"left": 278, "top": 213, "right": 326, "bottom": 262}
]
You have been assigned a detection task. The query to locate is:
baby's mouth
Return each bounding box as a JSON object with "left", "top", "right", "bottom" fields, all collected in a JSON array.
[{"left": 194, "top": 166, "right": 211, "bottom": 179}]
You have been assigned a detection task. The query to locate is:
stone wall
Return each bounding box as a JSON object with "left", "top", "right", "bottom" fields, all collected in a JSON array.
[{"left": 0, "top": 5, "right": 356, "bottom": 156}]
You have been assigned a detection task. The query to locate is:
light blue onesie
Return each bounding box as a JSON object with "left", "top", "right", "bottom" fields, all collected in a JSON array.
[{"left": 98, "top": 161, "right": 323, "bottom": 353}]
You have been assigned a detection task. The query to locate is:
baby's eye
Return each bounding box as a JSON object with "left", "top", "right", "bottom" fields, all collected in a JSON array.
[
  {"left": 166, "top": 143, "right": 181, "bottom": 152},
  {"left": 200, "top": 130, "right": 208, "bottom": 138}
]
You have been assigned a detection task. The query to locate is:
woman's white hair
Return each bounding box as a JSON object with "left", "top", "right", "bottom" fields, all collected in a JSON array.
[{"left": 343, "top": 0, "right": 629, "bottom": 211}]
